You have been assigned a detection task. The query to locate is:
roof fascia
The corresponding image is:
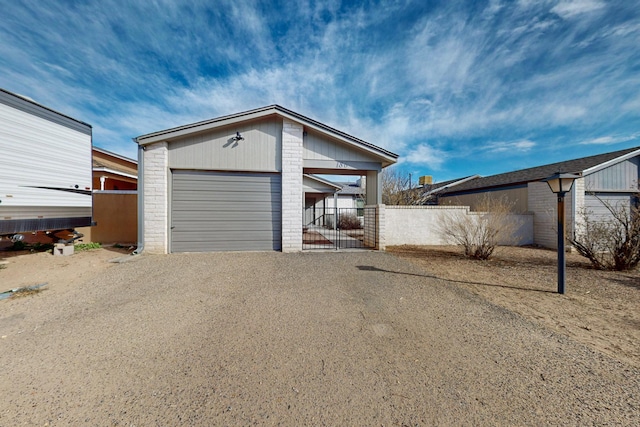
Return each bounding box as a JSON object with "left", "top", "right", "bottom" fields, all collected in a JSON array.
[
  {"left": 135, "top": 106, "right": 279, "bottom": 145},
  {"left": 428, "top": 174, "right": 481, "bottom": 195},
  {"left": 581, "top": 148, "right": 640, "bottom": 176},
  {"left": 93, "top": 167, "right": 138, "bottom": 180}
]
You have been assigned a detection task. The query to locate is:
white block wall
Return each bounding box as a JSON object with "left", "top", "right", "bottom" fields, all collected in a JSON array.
[
  {"left": 281, "top": 119, "right": 303, "bottom": 252},
  {"left": 385, "top": 205, "right": 533, "bottom": 246},
  {"left": 142, "top": 142, "right": 169, "bottom": 254}
]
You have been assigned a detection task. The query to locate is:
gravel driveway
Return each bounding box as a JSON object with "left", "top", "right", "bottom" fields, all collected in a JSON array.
[{"left": 1, "top": 251, "right": 638, "bottom": 425}]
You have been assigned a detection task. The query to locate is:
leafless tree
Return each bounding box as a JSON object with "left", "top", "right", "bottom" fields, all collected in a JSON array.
[{"left": 381, "top": 167, "right": 434, "bottom": 205}]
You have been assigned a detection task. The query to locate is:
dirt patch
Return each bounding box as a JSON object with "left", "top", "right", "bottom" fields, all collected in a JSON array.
[
  {"left": 0, "top": 246, "right": 132, "bottom": 296},
  {"left": 388, "top": 245, "right": 640, "bottom": 368}
]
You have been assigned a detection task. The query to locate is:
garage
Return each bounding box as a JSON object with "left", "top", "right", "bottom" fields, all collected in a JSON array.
[
  {"left": 171, "top": 171, "right": 281, "bottom": 252},
  {"left": 135, "top": 105, "right": 397, "bottom": 254}
]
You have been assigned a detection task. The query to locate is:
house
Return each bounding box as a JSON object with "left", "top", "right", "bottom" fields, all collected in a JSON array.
[
  {"left": 437, "top": 146, "right": 640, "bottom": 248},
  {"left": 76, "top": 147, "right": 138, "bottom": 245},
  {"left": 134, "top": 105, "right": 398, "bottom": 253},
  {"left": 92, "top": 147, "right": 137, "bottom": 191}
]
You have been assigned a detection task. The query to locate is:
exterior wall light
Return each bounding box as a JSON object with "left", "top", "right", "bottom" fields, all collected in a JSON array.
[{"left": 542, "top": 172, "right": 581, "bottom": 294}]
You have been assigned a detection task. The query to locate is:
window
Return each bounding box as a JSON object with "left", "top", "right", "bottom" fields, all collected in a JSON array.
[{"left": 356, "top": 198, "right": 365, "bottom": 217}]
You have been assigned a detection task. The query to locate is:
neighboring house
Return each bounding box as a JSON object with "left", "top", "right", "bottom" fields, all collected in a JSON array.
[
  {"left": 437, "top": 146, "right": 640, "bottom": 248},
  {"left": 134, "top": 105, "right": 398, "bottom": 253},
  {"left": 404, "top": 175, "right": 480, "bottom": 205},
  {"left": 303, "top": 174, "right": 343, "bottom": 227},
  {"left": 77, "top": 147, "right": 138, "bottom": 245},
  {"left": 92, "top": 147, "right": 137, "bottom": 191},
  {"left": 304, "top": 176, "right": 366, "bottom": 227}
]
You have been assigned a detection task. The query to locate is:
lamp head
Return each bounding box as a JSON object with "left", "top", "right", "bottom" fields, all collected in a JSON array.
[{"left": 543, "top": 172, "right": 581, "bottom": 194}]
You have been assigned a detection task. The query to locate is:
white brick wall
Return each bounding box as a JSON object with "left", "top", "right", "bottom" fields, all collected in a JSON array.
[
  {"left": 281, "top": 119, "right": 303, "bottom": 252},
  {"left": 527, "top": 181, "right": 580, "bottom": 249},
  {"left": 142, "top": 142, "right": 169, "bottom": 254}
]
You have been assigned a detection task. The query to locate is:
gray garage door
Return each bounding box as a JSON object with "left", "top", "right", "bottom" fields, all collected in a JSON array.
[{"left": 171, "top": 171, "right": 282, "bottom": 252}]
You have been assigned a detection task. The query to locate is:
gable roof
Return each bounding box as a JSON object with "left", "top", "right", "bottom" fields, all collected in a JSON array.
[
  {"left": 92, "top": 146, "right": 137, "bottom": 179},
  {"left": 134, "top": 105, "right": 398, "bottom": 167},
  {"left": 439, "top": 146, "right": 640, "bottom": 195},
  {"left": 303, "top": 174, "right": 343, "bottom": 191}
]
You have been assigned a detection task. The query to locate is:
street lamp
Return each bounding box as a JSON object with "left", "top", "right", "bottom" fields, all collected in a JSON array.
[{"left": 542, "top": 172, "right": 581, "bottom": 294}]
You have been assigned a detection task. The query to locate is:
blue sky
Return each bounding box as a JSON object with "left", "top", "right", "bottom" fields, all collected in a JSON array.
[{"left": 1, "top": 0, "right": 639, "bottom": 183}]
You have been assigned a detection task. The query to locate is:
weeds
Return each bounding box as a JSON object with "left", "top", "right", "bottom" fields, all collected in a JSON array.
[{"left": 74, "top": 242, "right": 102, "bottom": 252}]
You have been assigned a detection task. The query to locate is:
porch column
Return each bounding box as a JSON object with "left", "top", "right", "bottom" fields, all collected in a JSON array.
[
  {"left": 281, "top": 119, "right": 303, "bottom": 252},
  {"left": 142, "top": 141, "right": 169, "bottom": 254},
  {"left": 366, "top": 169, "right": 382, "bottom": 205}
]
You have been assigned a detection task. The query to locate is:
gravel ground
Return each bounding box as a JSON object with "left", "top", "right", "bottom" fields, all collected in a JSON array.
[{"left": 1, "top": 250, "right": 639, "bottom": 426}]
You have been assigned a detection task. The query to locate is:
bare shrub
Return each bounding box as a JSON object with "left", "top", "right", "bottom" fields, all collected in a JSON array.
[
  {"left": 571, "top": 194, "right": 640, "bottom": 271},
  {"left": 338, "top": 213, "right": 362, "bottom": 230},
  {"left": 438, "top": 195, "right": 522, "bottom": 260}
]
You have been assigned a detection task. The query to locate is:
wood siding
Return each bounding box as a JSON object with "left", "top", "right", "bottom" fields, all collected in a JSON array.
[
  {"left": 303, "top": 129, "right": 378, "bottom": 163},
  {"left": 584, "top": 193, "right": 634, "bottom": 221},
  {"left": 585, "top": 157, "right": 639, "bottom": 192},
  {"left": 168, "top": 117, "right": 281, "bottom": 172}
]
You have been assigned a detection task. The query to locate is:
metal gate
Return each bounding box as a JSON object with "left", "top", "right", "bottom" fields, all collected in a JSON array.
[{"left": 303, "top": 207, "right": 377, "bottom": 250}]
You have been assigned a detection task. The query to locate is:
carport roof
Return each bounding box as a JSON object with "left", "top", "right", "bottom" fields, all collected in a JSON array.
[{"left": 134, "top": 105, "right": 398, "bottom": 166}]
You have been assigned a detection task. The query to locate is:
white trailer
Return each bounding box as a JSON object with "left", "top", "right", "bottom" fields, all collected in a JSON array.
[{"left": 0, "top": 88, "right": 93, "bottom": 241}]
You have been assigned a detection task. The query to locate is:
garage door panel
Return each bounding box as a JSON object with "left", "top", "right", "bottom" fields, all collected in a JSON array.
[
  {"left": 176, "top": 240, "right": 280, "bottom": 252},
  {"left": 172, "top": 191, "right": 280, "bottom": 203},
  {"left": 171, "top": 171, "right": 282, "bottom": 252},
  {"left": 172, "top": 181, "right": 281, "bottom": 193},
  {"left": 172, "top": 210, "right": 281, "bottom": 221},
  {"left": 172, "top": 223, "right": 282, "bottom": 233},
  {"left": 173, "top": 201, "right": 280, "bottom": 212}
]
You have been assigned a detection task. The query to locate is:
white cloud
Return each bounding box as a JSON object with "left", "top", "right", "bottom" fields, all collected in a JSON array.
[
  {"left": 485, "top": 139, "right": 536, "bottom": 153},
  {"left": 400, "top": 144, "right": 447, "bottom": 169},
  {"left": 551, "top": 0, "right": 606, "bottom": 19},
  {"left": 580, "top": 133, "right": 640, "bottom": 145}
]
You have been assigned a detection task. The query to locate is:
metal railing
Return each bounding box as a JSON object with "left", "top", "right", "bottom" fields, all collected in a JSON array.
[{"left": 303, "top": 207, "right": 376, "bottom": 250}]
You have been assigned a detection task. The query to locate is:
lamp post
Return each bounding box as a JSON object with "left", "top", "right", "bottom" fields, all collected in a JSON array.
[{"left": 542, "top": 172, "right": 581, "bottom": 294}]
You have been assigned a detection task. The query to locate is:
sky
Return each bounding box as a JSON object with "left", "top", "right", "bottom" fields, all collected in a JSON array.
[{"left": 1, "top": 0, "right": 639, "bottom": 184}]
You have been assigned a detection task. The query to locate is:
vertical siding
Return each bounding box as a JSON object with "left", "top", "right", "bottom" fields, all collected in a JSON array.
[
  {"left": 303, "top": 129, "right": 376, "bottom": 162},
  {"left": 584, "top": 157, "right": 639, "bottom": 191},
  {"left": 168, "top": 117, "right": 281, "bottom": 171},
  {"left": 584, "top": 194, "right": 632, "bottom": 221}
]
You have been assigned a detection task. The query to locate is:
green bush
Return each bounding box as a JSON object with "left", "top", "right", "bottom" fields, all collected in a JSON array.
[{"left": 74, "top": 242, "right": 102, "bottom": 252}]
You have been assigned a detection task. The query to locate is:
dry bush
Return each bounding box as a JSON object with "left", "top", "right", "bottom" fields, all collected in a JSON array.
[
  {"left": 438, "top": 195, "right": 522, "bottom": 260},
  {"left": 571, "top": 194, "right": 640, "bottom": 271},
  {"left": 338, "top": 213, "right": 363, "bottom": 230}
]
